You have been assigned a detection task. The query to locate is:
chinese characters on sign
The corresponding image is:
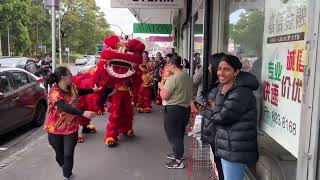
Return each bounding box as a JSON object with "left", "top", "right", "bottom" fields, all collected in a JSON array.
[
  {"left": 268, "top": 61, "right": 282, "bottom": 81},
  {"left": 287, "top": 49, "right": 304, "bottom": 72},
  {"left": 263, "top": 50, "right": 304, "bottom": 108},
  {"left": 261, "top": 0, "right": 308, "bottom": 157},
  {"left": 267, "top": 5, "right": 307, "bottom": 35},
  {"left": 281, "top": 76, "right": 303, "bottom": 103}
]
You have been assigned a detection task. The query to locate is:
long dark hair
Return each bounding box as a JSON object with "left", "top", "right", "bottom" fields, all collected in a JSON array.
[{"left": 46, "top": 66, "right": 69, "bottom": 85}]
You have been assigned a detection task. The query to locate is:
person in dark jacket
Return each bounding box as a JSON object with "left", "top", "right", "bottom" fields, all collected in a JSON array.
[
  {"left": 41, "top": 54, "right": 52, "bottom": 73},
  {"left": 25, "top": 54, "right": 48, "bottom": 77},
  {"left": 152, "top": 52, "right": 165, "bottom": 100},
  {"left": 201, "top": 53, "right": 226, "bottom": 180},
  {"left": 212, "top": 55, "right": 259, "bottom": 180}
]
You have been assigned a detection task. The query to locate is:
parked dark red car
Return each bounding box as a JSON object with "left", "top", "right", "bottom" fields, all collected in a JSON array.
[{"left": 0, "top": 67, "right": 47, "bottom": 135}]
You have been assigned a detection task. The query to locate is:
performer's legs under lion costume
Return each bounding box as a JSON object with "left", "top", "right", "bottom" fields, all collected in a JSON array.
[{"left": 73, "top": 68, "right": 103, "bottom": 142}]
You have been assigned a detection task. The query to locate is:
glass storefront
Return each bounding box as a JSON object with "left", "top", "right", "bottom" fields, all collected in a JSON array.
[
  {"left": 222, "top": 2, "right": 265, "bottom": 149},
  {"left": 192, "top": 2, "right": 204, "bottom": 75},
  {"left": 223, "top": 0, "right": 265, "bottom": 82},
  {"left": 221, "top": 0, "right": 310, "bottom": 178}
]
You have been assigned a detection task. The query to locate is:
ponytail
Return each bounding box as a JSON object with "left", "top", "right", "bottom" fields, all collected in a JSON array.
[
  {"left": 46, "top": 71, "right": 57, "bottom": 85},
  {"left": 46, "top": 66, "right": 69, "bottom": 85}
]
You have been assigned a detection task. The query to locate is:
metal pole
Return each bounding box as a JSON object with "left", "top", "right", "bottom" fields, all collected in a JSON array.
[
  {"left": 67, "top": 51, "right": 70, "bottom": 66},
  {"left": 7, "top": 26, "right": 10, "bottom": 56},
  {"left": 202, "top": 0, "right": 212, "bottom": 96},
  {"left": 58, "top": 17, "right": 62, "bottom": 65},
  {"left": 189, "top": 20, "right": 195, "bottom": 77},
  {"left": 51, "top": 0, "right": 56, "bottom": 70},
  {"left": 37, "top": 23, "right": 39, "bottom": 47},
  {"left": 0, "top": 33, "right": 2, "bottom": 56}
]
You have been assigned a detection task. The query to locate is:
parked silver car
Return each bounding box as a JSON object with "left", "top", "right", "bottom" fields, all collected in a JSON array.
[{"left": 0, "top": 57, "right": 29, "bottom": 69}]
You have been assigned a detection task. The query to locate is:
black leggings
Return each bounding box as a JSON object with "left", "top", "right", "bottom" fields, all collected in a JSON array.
[
  {"left": 48, "top": 132, "right": 78, "bottom": 178},
  {"left": 164, "top": 105, "right": 191, "bottom": 160}
]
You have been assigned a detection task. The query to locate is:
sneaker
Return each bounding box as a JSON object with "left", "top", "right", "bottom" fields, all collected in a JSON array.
[
  {"left": 165, "top": 153, "right": 184, "bottom": 160},
  {"left": 82, "top": 126, "right": 96, "bottom": 134},
  {"left": 63, "top": 173, "right": 74, "bottom": 180},
  {"left": 165, "top": 159, "right": 185, "bottom": 169}
]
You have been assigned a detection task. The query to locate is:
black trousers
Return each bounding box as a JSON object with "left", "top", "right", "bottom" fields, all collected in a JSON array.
[
  {"left": 164, "top": 105, "right": 191, "bottom": 160},
  {"left": 152, "top": 81, "right": 159, "bottom": 100},
  {"left": 48, "top": 132, "right": 78, "bottom": 178}
]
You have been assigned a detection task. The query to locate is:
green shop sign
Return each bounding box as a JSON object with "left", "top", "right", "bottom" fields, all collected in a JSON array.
[
  {"left": 194, "top": 24, "right": 203, "bottom": 34},
  {"left": 133, "top": 23, "right": 172, "bottom": 34}
]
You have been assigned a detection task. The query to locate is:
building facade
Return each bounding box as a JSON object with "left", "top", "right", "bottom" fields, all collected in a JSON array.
[{"left": 119, "top": 0, "right": 320, "bottom": 179}]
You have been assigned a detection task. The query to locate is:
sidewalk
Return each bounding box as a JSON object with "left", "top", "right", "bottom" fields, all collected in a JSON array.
[{"left": 0, "top": 105, "right": 213, "bottom": 180}]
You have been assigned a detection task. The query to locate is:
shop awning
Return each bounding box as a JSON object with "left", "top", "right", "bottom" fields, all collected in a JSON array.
[{"left": 129, "top": 8, "right": 179, "bottom": 24}]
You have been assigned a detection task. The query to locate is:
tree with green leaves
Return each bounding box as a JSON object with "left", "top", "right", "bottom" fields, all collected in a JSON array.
[
  {"left": 0, "top": 0, "right": 33, "bottom": 55},
  {"left": 28, "top": 0, "right": 51, "bottom": 54},
  {"left": 59, "top": 0, "right": 113, "bottom": 55},
  {"left": 0, "top": 0, "right": 113, "bottom": 57},
  {"left": 229, "top": 10, "right": 265, "bottom": 58}
]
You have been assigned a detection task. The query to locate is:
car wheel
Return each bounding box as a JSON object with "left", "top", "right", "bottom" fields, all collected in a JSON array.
[{"left": 32, "top": 102, "right": 47, "bottom": 127}]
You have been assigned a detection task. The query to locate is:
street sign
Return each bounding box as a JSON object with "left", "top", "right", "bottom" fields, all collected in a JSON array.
[
  {"left": 111, "top": 0, "right": 184, "bottom": 9},
  {"left": 65, "top": 47, "right": 70, "bottom": 52},
  {"left": 44, "top": 0, "right": 60, "bottom": 8},
  {"left": 133, "top": 23, "right": 172, "bottom": 34},
  {"left": 96, "top": 44, "right": 104, "bottom": 53}
]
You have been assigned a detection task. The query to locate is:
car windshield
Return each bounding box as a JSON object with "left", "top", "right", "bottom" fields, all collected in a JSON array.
[
  {"left": 85, "top": 56, "right": 95, "bottom": 65},
  {"left": 0, "top": 57, "right": 28, "bottom": 68}
]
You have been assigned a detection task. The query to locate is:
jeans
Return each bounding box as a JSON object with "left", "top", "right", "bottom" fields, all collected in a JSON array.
[
  {"left": 164, "top": 105, "right": 191, "bottom": 160},
  {"left": 48, "top": 132, "right": 78, "bottom": 178},
  {"left": 221, "top": 159, "right": 245, "bottom": 180}
]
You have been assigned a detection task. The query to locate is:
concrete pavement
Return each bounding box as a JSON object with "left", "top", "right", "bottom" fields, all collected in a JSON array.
[{"left": 0, "top": 106, "right": 205, "bottom": 180}]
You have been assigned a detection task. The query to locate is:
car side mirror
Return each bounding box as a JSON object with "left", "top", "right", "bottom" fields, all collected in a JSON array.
[{"left": 0, "top": 92, "right": 4, "bottom": 100}]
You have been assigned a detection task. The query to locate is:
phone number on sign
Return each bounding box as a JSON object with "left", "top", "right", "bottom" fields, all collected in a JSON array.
[{"left": 264, "top": 107, "right": 297, "bottom": 136}]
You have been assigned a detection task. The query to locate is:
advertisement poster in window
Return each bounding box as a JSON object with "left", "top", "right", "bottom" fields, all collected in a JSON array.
[{"left": 261, "top": 0, "right": 308, "bottom": 157}]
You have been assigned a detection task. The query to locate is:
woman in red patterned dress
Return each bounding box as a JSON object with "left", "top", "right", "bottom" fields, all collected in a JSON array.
[{"left": 44, "top": 66, "right": 100, "bottom": 180}]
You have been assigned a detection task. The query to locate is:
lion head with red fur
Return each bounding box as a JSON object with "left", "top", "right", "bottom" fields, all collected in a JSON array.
[{"left": 96, "top": 35, "right": 145, "bottom": 82}]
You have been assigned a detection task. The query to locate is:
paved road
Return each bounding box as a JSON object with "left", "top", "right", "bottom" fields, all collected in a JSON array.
[
  {"left": 0, "top": 125, "right": 42, "bottom": 163},
  {"left": 0, "top": 106, "right": 195, "bottom": 180}
]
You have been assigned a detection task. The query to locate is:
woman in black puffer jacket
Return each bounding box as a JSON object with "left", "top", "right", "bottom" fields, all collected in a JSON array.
[
  {"left": 201, "top": 53, "right": 226, "bottom": 180},
  {"left": 211, "top": 55, "right": 259, "bottom": 180}
]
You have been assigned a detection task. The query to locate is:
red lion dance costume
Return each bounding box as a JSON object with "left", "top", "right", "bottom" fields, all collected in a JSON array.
[
  {"left": 73, "top": 67, "right": 103, "bottom": 142},
  {"left": 91, "top": 35, "right": 145, "bottom": 147}
]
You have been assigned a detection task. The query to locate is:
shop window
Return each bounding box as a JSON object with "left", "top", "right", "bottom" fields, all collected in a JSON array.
[
  {"left": 192, "top": 2, "right": 204, "bottom": 75},
  {"left": 223, "top": 0, "right": 309, "bottom": 161},
  {"left": 223, "top": 1, "right": 265, "bottom": 81}
]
